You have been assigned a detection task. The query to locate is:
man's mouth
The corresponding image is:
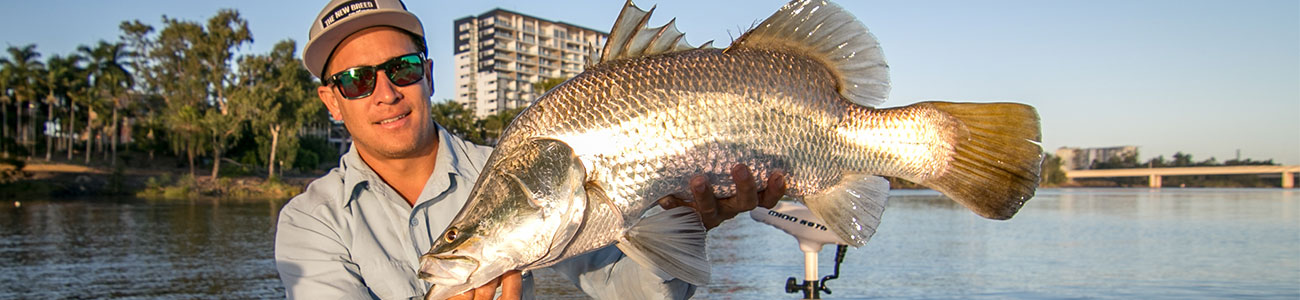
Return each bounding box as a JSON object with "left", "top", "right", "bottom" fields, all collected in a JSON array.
[{"left": 377, "top": 112, "right": 410, "bottom": 125}]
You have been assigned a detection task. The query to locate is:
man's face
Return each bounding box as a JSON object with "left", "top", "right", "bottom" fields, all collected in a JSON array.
[{"left": 318, "top": 26, "right": 436, "bottom": 161}]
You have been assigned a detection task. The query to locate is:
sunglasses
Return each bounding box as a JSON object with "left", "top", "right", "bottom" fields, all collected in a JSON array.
[{"left": 323, "top": 52, "right": 428, "bottom": 100}]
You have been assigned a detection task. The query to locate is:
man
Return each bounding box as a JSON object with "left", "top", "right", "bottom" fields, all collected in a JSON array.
[{"left": 275, "top": 0, "right": 785, "bottom": 299}]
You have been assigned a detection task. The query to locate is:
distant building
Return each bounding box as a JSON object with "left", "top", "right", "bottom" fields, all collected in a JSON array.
[
  {"left": 453, "top": 9, "right": 608, "bottom": 118},
  {"left": 1056, "top": 146, "right": 1138, "bottom": 170}
]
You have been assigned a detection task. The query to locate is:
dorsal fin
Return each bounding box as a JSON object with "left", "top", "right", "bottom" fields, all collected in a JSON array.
[
  {"left": 593, "top": 0, "right": 711, "bottom": 65},
  {"left": 730, "top": 0, "right": 891, "bottom": 107}
]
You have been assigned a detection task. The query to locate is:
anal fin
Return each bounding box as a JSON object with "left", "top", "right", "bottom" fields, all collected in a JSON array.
[
  {"left": 615, "top": 206, "right": 710, "bottom": 286},
  {"left": 802, "top": 174, "right": 890, "bottom": 247}
]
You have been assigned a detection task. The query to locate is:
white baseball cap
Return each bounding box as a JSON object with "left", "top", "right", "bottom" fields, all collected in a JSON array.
[{"left": 303, "top": 0, "right": 425, "bottom": 79}]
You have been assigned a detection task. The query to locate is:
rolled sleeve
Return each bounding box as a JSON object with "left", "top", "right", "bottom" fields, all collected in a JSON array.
[
  {"left": 275, "top": 202, "right": 374, "bottom": 300},
  {"left": 548, "top": 246, "right": 696, "bottom": 300}
]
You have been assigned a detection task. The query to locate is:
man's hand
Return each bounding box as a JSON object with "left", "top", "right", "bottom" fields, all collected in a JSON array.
[
  {"left": 657, "top": 164, "right": 787, "bottom": 230},
  {"left": 447, "top": 270, "right": 521, "bottom": 300}
]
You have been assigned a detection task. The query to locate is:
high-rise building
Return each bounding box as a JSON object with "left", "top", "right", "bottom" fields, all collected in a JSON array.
[
  {"left": 1056, "top": 146, "right": 1139, "bottom": 170},
  {"left": 453, "top": 9, "right": 608, "bottom": 118}
]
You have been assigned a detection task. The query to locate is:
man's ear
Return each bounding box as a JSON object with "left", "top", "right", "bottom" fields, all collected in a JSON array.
[
  {"left": 318, "top": 85, "right": 344, "bottom": 121},
  {"left": 425, "top": 59, "right": 435, "bottom": 94}
]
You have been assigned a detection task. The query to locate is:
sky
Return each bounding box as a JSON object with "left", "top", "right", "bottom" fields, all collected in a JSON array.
[{"left": 2, "top": 0, "right": 1297, "bottom": 165}]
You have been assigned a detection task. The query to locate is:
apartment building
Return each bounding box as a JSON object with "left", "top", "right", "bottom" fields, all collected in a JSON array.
[
  {"left": 1056, "top": 146, "right": 1140, "bottom": 170},
  {"left": 453, "top": 9, "right": 608, "bottom": 118}
]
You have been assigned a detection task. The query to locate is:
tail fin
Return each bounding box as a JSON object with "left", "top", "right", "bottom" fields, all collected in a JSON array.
[{"left": 919, "top": 101, "right": 1042, "bottom": 220}]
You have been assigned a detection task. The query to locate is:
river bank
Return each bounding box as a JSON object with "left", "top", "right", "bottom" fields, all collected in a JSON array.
[{"left": 0, "top": 157, "right": 315, "bottom": 200}]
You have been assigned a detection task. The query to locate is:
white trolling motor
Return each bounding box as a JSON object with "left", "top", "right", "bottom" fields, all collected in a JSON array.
[{"left": 751, "top": 201, "right": 850, "bottom": 299}]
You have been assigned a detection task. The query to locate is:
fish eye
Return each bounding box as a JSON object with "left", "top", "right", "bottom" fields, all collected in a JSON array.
[{"left": 443, "top": 228, "right": 459, "bottom": 243}]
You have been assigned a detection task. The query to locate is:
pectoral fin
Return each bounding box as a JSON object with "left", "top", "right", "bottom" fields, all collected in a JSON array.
[
  {"left": 615, "top": 206, "right": 710, "bottom": 286},
  {"left": 802, "top": 174, "right": 890, "bottom": 247}
]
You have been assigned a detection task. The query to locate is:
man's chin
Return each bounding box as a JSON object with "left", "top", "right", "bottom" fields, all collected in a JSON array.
[{"left": 353, "top": 137, "right": 433, "bottom": 159}]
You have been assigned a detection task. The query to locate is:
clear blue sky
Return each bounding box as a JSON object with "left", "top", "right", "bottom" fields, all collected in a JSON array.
[{"left": 3, "top": 0, "right": 1297, "bottom": 165}]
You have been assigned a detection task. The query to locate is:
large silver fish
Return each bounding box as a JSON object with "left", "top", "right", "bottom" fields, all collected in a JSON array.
[{"left": 419, "top": 0, "right": 1042, "bottom": 298}]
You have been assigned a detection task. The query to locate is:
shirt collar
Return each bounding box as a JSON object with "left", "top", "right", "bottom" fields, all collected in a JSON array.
[{"left": 336, "top": 124, "right": 482, "bottom": 208}]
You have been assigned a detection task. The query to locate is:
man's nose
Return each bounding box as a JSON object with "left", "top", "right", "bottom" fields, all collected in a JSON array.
[{"left": 369, "top": 71, "right": 401, "bottom": 104}]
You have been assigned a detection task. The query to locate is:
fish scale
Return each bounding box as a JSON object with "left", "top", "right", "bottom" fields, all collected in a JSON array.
[
  {"left": 520, "top": 49, "right": 853, "bottom": 215},
  {"left": 420, "top": 1, "right": 1041, "bottom": 298}
]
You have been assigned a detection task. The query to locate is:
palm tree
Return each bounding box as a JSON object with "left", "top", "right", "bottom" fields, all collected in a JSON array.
[
  {"left": 1, "top": 44, "right": 45, "bottom": 157},
  {"left": 478, "top": 107, "right": 525, "bottom": 145},
  {"left": 42, "top": 54, "right": 86, "bottom": 161},
  {"left": 80, "top": 41, "right": 133, "bottom": 166},
  {"left": 63, "top": 62, "right": 91, "bottom": 161},
  {"left": 431, "top": 100, "right": 482, "bottom": 144},
  {"left": 0, "top": 66, "right": 11, "bottom": 156}
]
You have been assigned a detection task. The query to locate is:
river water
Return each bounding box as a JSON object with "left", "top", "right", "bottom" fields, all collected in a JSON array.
[{"left": 1, "top": 188, "right": 1296, "bottom": 299}]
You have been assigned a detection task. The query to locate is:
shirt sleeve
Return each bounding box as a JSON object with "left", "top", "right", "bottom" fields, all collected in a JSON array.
[
  {"left": 275, "top": 203, "right": 375, "bottom": 300},
  {"left": 547, "top": 245, "right": 696, "bottom": 299}
]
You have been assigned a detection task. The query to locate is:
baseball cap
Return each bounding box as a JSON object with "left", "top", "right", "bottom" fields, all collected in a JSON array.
[{"left": 303, "top": 0, "right": 425, "bottom": 79}]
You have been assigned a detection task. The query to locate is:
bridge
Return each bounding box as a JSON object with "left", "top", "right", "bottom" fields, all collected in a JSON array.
[{"left": 1064, "top": 165, "right": 1300, "bottom": 188}]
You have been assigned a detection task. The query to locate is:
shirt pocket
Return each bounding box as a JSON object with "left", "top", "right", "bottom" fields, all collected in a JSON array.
[{"left": 357, "top": 257, "right": 424, "bottom": 299}]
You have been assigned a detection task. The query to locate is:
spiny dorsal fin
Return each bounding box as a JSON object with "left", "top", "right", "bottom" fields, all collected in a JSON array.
[
  {"left": 593, "top": 0, "right": 710, "bottom": 65},
  {"left": 730, "top": 0, "right": 891, "bottom": 107}
]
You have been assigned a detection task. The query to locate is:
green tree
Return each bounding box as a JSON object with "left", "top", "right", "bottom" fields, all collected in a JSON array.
[
  {"left": 531, "top": 76, "right": 569, "bottom": 95},
  {"left": 1172, "top": 152, "right": 1192, "bottom": 167},
  {"left": 1, "top": 44, "right": 45, "bottom": 156},
  {"left": 141, "top": 11, "right": 251, "bottom": 178},
  {"left": 477, "top": 107, "right": 525, "bottom": 145},
  {"left": 63, "top": 61, "right": 93, "bottom": 162},
  {"left": 42, "top": 54, "right": 86, "bottom": 161},
  {"left": 1093, "top": 150, "right": 1139, "bottom": 169},
  {"left": 151, "top": 16, "right": 211, "bottom": 176},
  {"left": 1146, "top": 155, "right": 1166, "bottom": 168},
  {"left": 232, "top": 39, "right": 320, "bottom": 178},
  {"left": 1040, "top": 153, "right": 1066, "bottom": 186},
  {"left": 0, "top": 65, "right": 9, "bottom": 154},
  {"left": 431, "top": 100, "right": 482, "bottom": 144},
  {"left": 81, "top": 41, "right": 134, "bottom": 166},
  {"left": 197, "top": 9, "right": 253, "bottom": 179},
  {"left": 119, "top": 20, "right": 165, "bottom": 161}
]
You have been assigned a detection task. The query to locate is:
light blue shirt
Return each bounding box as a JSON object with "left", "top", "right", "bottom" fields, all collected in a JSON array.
[{"left": 275, "top": 125, "right": 694, "bottom": 299}]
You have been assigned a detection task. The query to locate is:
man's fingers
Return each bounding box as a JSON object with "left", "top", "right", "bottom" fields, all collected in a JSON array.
[
  {"left": 689, "top": 174, "right": 723, "bottom": 229},
  {"left": 499, "top": 270, "right": 522, "bottom": 300},
  {"left": 657, "top": 195, "right": 683, "bottom": 210},
  {"left": 730, "top": 164, "right": 758, "bottom": 210},
  {"left": 760, "top": 170, "right": 786, "bottom": 209},
  {"left": 474, "top": 275, "right": 502, "bottom": 299},
  {"left": 689, "top": 175, "right": 717, "bottom": 216}
]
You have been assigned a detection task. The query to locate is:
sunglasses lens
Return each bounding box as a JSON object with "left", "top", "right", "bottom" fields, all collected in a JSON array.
[
  {"left": 388, "top": 55, "right": 424, "bottom": 86},
  {"left": 336, "top": 68, "right": 377, "bottom": 99},
  {"left": 328, "top": 53, "right": 425, "bottom": 100}
]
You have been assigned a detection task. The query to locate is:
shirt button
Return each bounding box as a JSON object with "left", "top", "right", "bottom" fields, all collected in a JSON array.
[{"left": 410, "top": 219, "right": 419, "bottom": 227}]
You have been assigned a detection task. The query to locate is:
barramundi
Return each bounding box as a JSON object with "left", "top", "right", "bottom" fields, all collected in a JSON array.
[{"left": 419, "top": 0, "right": 1043, "bottom": 298}]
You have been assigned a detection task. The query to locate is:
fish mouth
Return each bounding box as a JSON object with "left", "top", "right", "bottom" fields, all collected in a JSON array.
[{"left": 418, "top": 253, "right": 480, "bottom": 286}]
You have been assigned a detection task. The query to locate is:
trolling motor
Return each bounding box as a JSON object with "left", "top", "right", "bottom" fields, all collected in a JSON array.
[{"left": 751, "top": 201, "right": 850, "bottom": 299}]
